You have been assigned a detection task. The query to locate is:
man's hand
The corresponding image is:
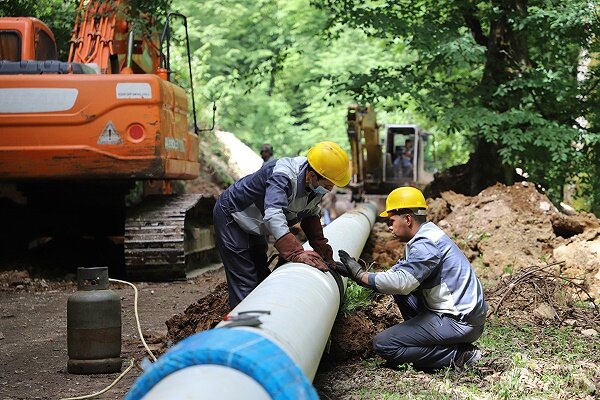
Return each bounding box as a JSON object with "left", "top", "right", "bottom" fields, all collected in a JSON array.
[
  {"left": 295, "top": 250, "right": 328, "bottom": 271},
  {"left": 275, "top": 233, "right": 329, "bottom": 271},
  {"left": 337, "top": 250, "right": 367, "bottom": 282},
  {"left": 311, "top": 240, "right": 336, "bottom": 269}
]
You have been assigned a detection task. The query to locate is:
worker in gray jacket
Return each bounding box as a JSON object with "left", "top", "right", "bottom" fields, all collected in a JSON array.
[
  {"left": 336, "top": 186, "right": 487, "bottom": 372},
  {"left": 213, "top": 141, "right": 351, "bottom": 307},
  {"left": 260, "top": 143, "right": 275, "bottom": 165}
]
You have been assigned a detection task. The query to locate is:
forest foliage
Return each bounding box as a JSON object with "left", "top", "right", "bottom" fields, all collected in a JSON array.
[{"left": 1, "top": 0, "right": 598, "bottom": 213}]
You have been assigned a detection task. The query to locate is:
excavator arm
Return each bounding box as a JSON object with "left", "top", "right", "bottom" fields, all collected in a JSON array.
[
  {"left": 68, "top": 0, "right": 160, "bottom": 74},
  {"left": 347, "top": 104, "right": 383, "bottom": 200}
]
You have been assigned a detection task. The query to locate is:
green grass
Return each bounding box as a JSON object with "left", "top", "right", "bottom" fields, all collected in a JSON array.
[
  {"left": 316, "top": 318, "right": 600, "bottom": 399},
  {"left": 343, "top": 281, "right": 373, "bottom": 312}
]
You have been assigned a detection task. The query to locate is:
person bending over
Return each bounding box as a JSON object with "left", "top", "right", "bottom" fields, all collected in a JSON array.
[{"left": 213, "top": 141, "right": 351, "bottom": 307}]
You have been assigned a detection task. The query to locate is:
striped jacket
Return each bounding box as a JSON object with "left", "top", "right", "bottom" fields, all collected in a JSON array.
[{"left": 368, "top": 222, "right": 487, "bottom": 324}]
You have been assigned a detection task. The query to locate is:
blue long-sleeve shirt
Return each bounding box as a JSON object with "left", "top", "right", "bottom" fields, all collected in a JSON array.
[{"left": 368, "top": 222, "right": 487, "bottom": 323}]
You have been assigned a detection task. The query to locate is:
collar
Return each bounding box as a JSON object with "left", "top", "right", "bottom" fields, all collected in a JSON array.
[
  {"left": 407, "top": 221, "right": 430, "bottom": 246},
  {"left": 297, "top": 161, "right": 309, "bottom": 197}
]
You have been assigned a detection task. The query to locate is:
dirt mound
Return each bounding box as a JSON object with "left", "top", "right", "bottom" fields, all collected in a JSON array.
[
  {"left": 359, "top": 222, "right": 405, "bottom": 269},
  {"left": 328, "top": 293, "right": 401, "bottom": 361},
  {"left": 164, "top": 282, "right": 230, "bottom": 345},
  {"left": 0, "top": 269, "right": 75, "bottom": 292},
  {"left": 184, "top": 157, "right": 225, "bottom": 197},
  {"left": 426, "top": 183, "right": 600, "bottom": 290}
]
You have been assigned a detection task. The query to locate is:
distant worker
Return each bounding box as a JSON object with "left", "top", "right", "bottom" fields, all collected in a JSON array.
[
  {"left": 213, "top": 141, "right": 351, "bottom": 307},
  {"left": 335, "top": 186, "right": 487, "bottom": 372},
  {"left": 260, "top": 143, "right": 275, "bottom": 165},
  {"left": 402, "top": 138, "right": 414, "bottom": 177},
  {"left": 392, "top": 145, "right": 403, "bottom": 177}
]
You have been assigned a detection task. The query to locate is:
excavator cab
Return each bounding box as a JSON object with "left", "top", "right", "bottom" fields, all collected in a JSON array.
[
  {"left": 383, "top": 124, "right": 434, "bottom": 187},
  {"left": 0, "top": 17, "right": 57, "bottom": 62},
  {"left": 347, "top": 105, "right": 435, "bottom": 204}
]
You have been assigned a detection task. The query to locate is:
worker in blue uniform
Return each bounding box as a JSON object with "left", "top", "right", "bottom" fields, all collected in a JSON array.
[
  {"left": 213, "top": 141, "right": 351, "bottom": 307},
  {"left": 336, "top": 186, "right": 487, "bottom": 372}
]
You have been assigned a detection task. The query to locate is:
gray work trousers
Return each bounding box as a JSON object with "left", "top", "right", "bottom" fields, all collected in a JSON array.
[
  {"left": 373, "top": 293, "right": 485, "bottom": 370},
  {"left": 213, "top": 201, "right": 269, "bottom": 308}
]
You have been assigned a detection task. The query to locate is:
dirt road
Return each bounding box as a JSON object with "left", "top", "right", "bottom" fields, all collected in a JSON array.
[{"left": 0, "top": 269, "right": 226, "bottom": 400}]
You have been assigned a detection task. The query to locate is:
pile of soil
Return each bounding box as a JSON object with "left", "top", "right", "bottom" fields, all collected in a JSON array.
[
  {"left": 424, "top": 183, "right": 600, "bottom": 292},
  {"left": 359, "top": 222, "right": 405, "bottom": 269},
  {"left": 164, "top": 282, "right": 230, "bottom": 346},
  {"left": 0, "top": 269, "right": 75, "bottom": 292},
  {"left": 185, "top": 156, "right": 227, "bottom": 197},
  {"left": 328, "top": 293, "right": 401, "bottom": 362}
]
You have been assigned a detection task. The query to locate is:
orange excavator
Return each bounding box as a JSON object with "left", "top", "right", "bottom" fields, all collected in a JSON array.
[{"left": 0, "top": 0, "right": 217, "bottom": 280}]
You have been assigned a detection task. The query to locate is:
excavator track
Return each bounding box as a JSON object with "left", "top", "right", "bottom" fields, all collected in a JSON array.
[{"left": 124, "top": 194, "right": 218, "bottom": 281}]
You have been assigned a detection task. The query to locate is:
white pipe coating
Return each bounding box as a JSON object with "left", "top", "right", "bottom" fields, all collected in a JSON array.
[
  {"left": 142, "top": 203, "right": 377, "bottom": 399},
  {"left": 144, "top": 365, "right": 271, "bottom": 398}
]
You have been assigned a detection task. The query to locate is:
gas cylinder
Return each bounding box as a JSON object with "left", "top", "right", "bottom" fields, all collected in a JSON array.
[{"left": 67, "top": 267, "right": 122, "bottom": 374}]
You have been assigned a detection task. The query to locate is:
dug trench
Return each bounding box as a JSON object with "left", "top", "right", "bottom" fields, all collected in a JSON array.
[{"left": 1, "top": 182, "right": 599, "bottom": 398}]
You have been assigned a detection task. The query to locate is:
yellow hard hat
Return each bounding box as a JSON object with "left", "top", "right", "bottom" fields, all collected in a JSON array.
[
  {"left": 306, "top": 141, "right": 351, "bottom": 187},
  {"left": 380, "top": 186, "right": 427, "bottom": 217}
]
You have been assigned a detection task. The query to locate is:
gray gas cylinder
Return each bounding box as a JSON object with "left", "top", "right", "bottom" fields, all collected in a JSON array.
[{"left": 67, "top": 267, "right": 122, "bottom": 374}]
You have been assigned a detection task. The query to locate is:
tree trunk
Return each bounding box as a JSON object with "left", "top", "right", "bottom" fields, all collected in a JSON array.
[{"left": 470, "top": 0, "right": 530, "bottom": 194}]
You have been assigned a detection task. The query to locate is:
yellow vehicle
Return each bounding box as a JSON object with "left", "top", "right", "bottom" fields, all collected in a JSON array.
[{"left": 347, "top": 104, "right": 434, "bottom": 201}]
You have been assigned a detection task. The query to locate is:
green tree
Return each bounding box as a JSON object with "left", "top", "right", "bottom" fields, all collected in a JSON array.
[
  {"left": 175, "top": 0, "right": 414, "bottom": 157},
  {"left": 312, "top": 0, "right": 600, "bottom": 210},
  {"left": 0, "top": 0, "right": 78, "bottom": 58}
]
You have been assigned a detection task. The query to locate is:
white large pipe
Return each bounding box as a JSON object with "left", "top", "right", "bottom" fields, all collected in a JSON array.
[{"left": 126, "top": 203, "right": 377, "bottom": 400}]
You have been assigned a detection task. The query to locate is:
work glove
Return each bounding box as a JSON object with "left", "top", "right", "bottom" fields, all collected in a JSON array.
[
  {"left": 337, "top": 250, "right": 368, "bottom": 283},
  {"left": 300, "top": 216, "right": 336, "bottom": 269},
  {"left": 275, "top": 232, "right": 328, "bottom": 271}
]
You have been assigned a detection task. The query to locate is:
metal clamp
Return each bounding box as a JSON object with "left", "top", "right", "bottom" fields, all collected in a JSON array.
[{"left": 222, "top": 310, "right": 271, "bottom": 328}]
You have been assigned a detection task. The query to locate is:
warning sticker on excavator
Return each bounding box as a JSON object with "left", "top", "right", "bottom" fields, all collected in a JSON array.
[{"left": 98, "top": 121, "right": 123, "bottom": 145}]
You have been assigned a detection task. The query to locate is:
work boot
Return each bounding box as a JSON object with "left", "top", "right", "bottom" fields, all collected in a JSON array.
[{"left": 452, "top": 344, "right": 482, "bottom": 373}]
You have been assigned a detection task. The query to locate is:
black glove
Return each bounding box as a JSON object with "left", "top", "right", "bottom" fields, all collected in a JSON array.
[{"left": 337, "top": 250, "right": 367, "bottom": 282}]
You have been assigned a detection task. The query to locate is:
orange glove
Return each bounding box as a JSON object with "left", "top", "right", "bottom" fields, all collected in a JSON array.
[
  {"left": 300, "top": 216, "right": 335, "bottom": 268},
  {"left": 274, "top": 232, "right": 328, "bottom": 271}
]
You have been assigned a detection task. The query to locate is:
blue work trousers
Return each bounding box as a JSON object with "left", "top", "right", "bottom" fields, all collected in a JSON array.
[
  {"left": 372, "top": 294, "right": 485, "bottom": 370},
  {"left": 213, "top": 201, "right": 269, "bottom": 308}
]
